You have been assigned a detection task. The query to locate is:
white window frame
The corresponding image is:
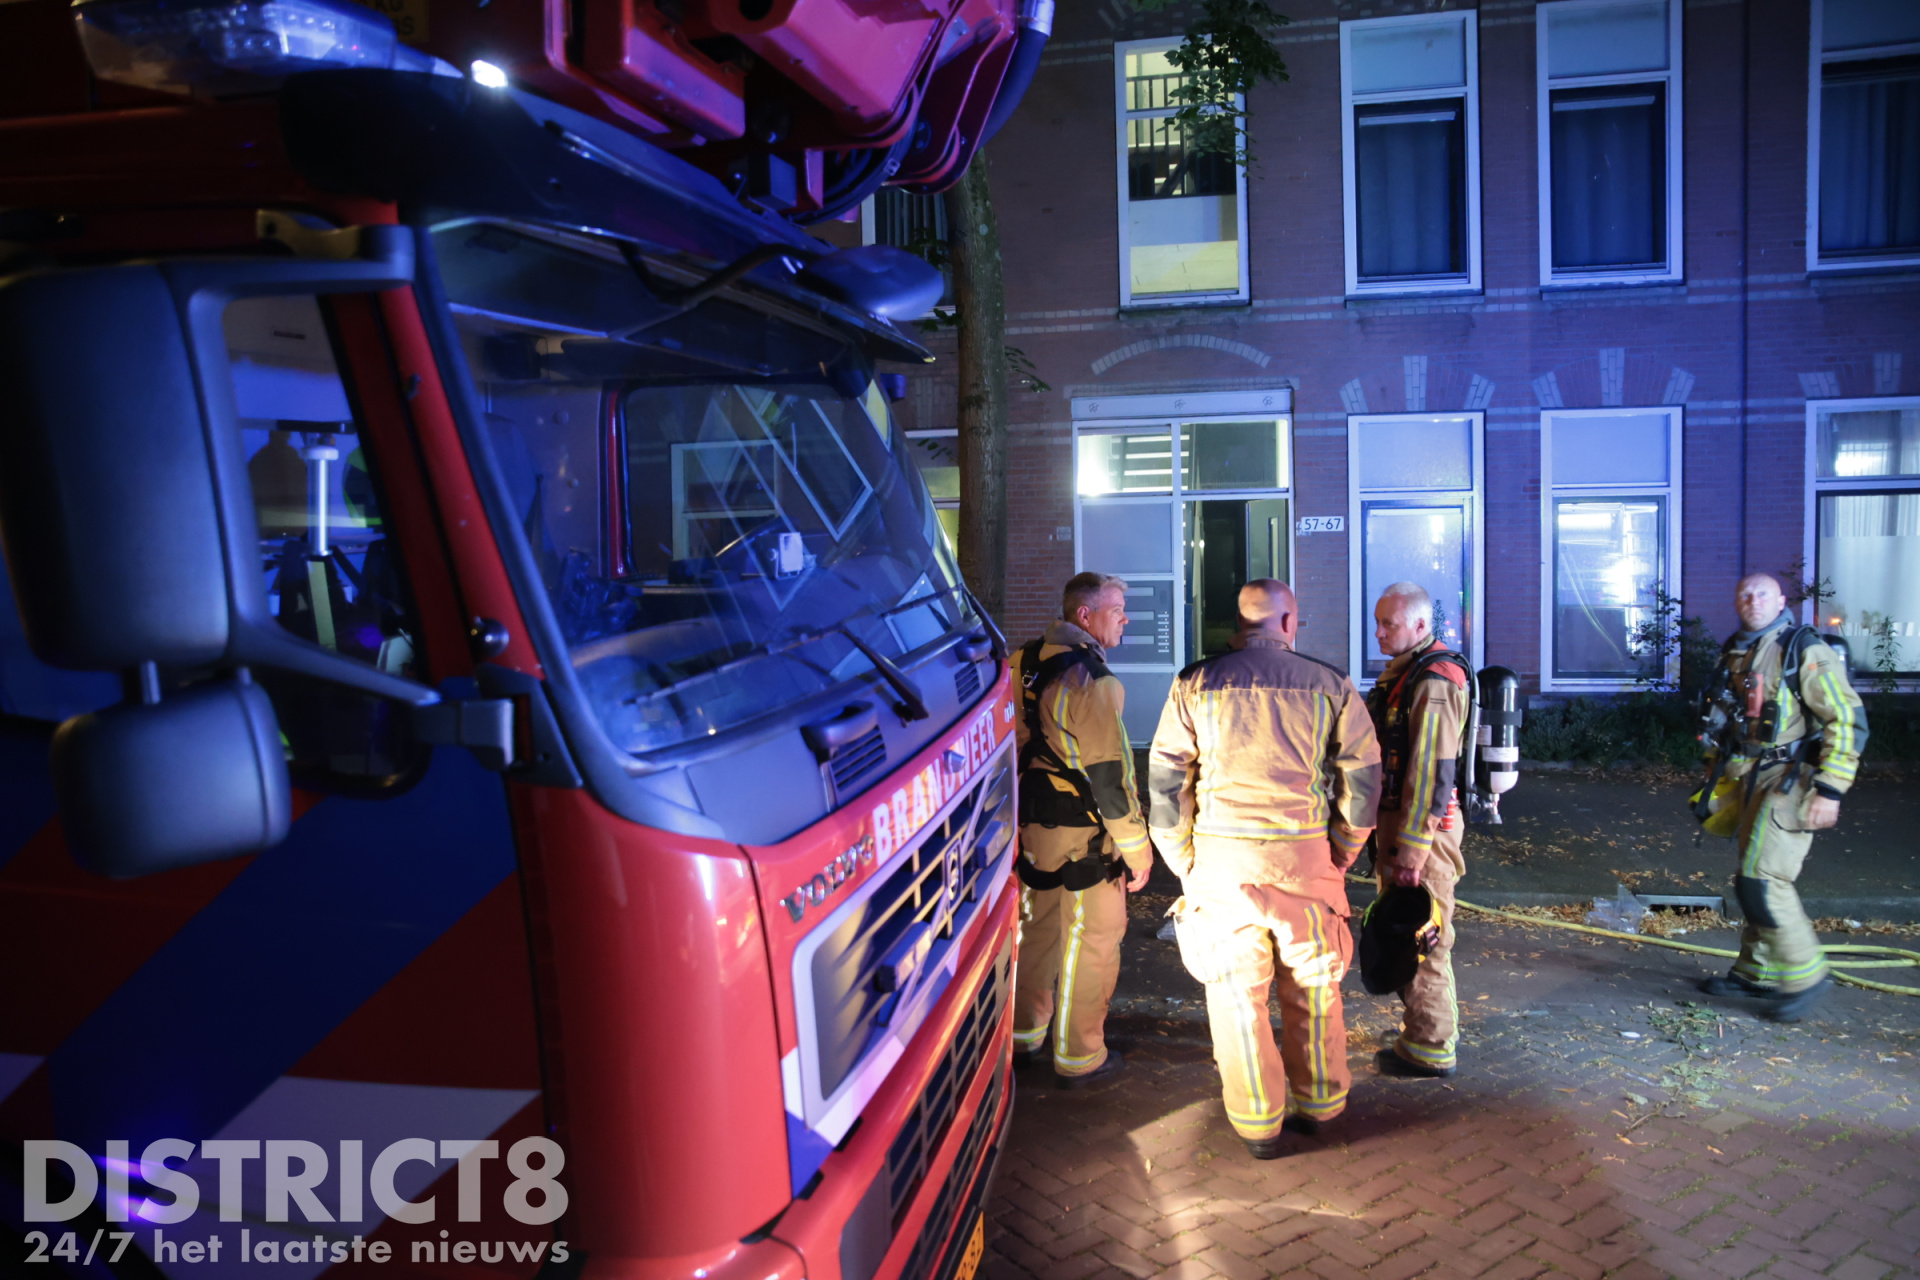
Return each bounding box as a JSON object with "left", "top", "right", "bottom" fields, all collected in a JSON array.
[
  {"left": 1537, "top": 406, "right": 1684, "bottom": 693},
  {"left": 1340, "top": 10, "right": 1482, "bottom": 298},
  {"left": 1802, "top": 396, "right": 1920, "bottom": 685},
  {"left": 1071, "top": 389, "right": 1294, "bottom": 742},
  {"left": 1114, "top": 37, "right": 1252, "bottom": 309},
  {"left": 1535, "top": 0, "right": 1684, "bottom": 287},
  {"left": 903, "top": 427, "right": 960, "bottom": 543},
  {"left": 1346, "top": 412, "right": 1487, "bottom": 685},
  {"left": 1805, "top": 0, "right": 1920, "bottom": 275}
]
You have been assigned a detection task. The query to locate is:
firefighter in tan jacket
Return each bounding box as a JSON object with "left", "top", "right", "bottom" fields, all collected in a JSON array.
[
  {"left": 1012, "top": 572, "right": 1154, "bottom": 1087},
  {"left": 1368, "top": 582, "right": 1473, "bottom": 1079},
  {"left": 1695, "top": 573, "right": 1867, "bottom": 1022},
  {"left": 1147, "top": 580, "right": 1382, "bottom": 1158}
]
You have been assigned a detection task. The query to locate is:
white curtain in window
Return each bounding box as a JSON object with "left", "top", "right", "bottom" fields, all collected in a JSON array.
[{"left": 1357, "top": 109, "right": 1460, "bottom": 277}]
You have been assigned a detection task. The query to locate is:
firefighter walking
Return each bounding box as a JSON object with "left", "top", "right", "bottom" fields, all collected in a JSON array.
[
  {"left": 1012, "top": 572, "right": 1155, "bottom": 1087},
  {"left": 1695, "top": 573, "right": 1867, "bottom": 1022},
  {"left": 1147, "top": 580, "right": 1381, "bottom": 1158},
  {"left": 1367, "top": 582, "right": 1473, "bottom": 1079}
]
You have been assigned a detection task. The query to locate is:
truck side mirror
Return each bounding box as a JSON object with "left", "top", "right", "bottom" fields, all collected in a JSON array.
[
  {"left": 53, "top": 680, "right": 291, "bottom": 878},
  {"left": 0, "top": 237, "right": 423, "bottom": 875},
  {"left": 0, "top": 265, "right": 231, "bottom": 669}
]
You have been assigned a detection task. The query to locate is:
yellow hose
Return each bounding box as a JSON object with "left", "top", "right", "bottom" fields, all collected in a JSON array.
[{"left": 1348, "top": 874, "right": 1920, "bottom": 996}]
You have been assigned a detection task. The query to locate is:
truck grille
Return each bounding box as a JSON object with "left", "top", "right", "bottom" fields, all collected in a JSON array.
[
  {"left": 953, "top": 660, "right": 981, "bottom": 705},
  {"left": 898, "top": 1037, "right": 1008, "bottom": 1280},
  {"left": 886, "top": 935, "right": 1010, "bottom": 1227},
  {"left": 807, "top": 754, "right": 1014, "bottom": 1100}
]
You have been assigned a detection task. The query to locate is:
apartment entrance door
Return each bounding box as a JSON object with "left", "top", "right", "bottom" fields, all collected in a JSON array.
[{"left": 1072, "top": 389, "right": 1294, "bottom": 742}]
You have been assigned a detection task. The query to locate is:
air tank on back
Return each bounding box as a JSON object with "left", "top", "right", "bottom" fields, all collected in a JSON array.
[{"left": 1473, "top": 665, "right": 1523, "bottom": 823}]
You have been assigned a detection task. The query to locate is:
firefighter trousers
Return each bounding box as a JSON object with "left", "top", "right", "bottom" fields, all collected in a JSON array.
[
  {"left": 1173, "top": 883, "right": 1353, "bottom": 1139},
  {"left": 1013, "top": 868, "right": 1126, "bottom": 1076},
  {"left": 1382, "top": 860, "right": 1458, "bottom": 1072},
  {"left": 1730, "top": 772, "right": 1827, "bottom": 994}
]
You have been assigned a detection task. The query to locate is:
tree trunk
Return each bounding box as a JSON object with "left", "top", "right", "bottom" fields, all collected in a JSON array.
[{"left": 943, "top": 151, "right": 1009, "bottom": 626}]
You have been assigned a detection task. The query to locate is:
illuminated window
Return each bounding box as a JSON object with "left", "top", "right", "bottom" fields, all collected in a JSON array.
[
  {"left": 1806, "top": 399, "right": 1920, "bottom": 676},
  {"left": 1539, "top": 408, "right": 1683, "bottom": 688},
  {"left": 1115, "top": 39, "right": 1250, "bottom": 307}
]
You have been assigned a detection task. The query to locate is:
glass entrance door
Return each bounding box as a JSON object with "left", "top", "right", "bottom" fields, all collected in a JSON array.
[
  {"left": 1075, "top": 400, "right": 1293, "bottom": 741},
  {"left": 1348, "top": 414, "right": 1484, "bottom": 682}
]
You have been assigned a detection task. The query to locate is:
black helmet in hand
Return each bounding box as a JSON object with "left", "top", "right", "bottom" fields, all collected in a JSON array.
[{"left": 1358, "top": 884, "right": 1445, "bottom": 995}]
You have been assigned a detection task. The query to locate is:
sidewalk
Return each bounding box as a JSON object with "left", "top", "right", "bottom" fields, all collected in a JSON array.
[
  {"left": 1465, "top": 769, "right": 1920, "bottom": 921},
  {"left": 984, "top": 900, "right": 1920, "bottom": 1280}
]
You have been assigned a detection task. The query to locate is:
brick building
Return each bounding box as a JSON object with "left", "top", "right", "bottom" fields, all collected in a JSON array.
[{"left": 880, "top": 0, "right": 1919, "bottom": 739}]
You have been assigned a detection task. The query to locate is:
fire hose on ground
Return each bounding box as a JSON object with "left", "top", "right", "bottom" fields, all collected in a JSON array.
[{"left": 1340, "top": 872, "right": 1920, "bottom": 997}]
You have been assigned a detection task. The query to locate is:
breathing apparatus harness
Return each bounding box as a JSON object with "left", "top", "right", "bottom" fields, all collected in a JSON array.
[
  {"left": 1012, "top": 636, "right": 1126, "bottom": 892},
  {"left": 1366, "top": 642, "right": 1516, "bottom": 825},
  {"left": 1693, "top": 624, "right": 1850, "bottom": 830}
]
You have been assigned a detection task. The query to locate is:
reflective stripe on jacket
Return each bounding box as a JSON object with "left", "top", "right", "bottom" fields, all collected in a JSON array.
[
  {"left": 1012, "top": 620, "right": 1153, "bottom": 873},
  {"left": 1722, "top": 629, "right": 1868, "bottom": 794},
  {"left": 1372, "top": 636, "right": 1470, "bottom": 877},
  {"left": 1145, "top": 635, "right": 1382, "bottom": 868}
]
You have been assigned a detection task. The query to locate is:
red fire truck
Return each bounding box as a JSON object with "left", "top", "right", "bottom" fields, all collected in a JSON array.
[{"left": 0, "top": 0, "right": 1045, "bottom": 1276}]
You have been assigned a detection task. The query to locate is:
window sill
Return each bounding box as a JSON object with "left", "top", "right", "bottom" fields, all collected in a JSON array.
[
  {"left": 1117, "top": 298, "right": 1252, "bottom": 317},
  {"left": 1345, "top": 288, "right": 1482, "bottom": 308},
  {"left": 1539, "top": 275, "right": 1682, "bottom": 292},
  {"left": 1807, "top": 257, "right": 1920, "bottom": 278}
]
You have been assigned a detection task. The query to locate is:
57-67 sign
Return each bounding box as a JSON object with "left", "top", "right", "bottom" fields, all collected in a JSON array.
[{"left": 1295, "top": 515, "right": 1345, "bottom": 534}]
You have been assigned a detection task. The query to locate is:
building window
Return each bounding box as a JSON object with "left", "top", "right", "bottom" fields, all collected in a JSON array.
[
  {"left": 1340, "top": 12, "right": 1481, "bottom": 296},
  {"left": 902, "top": 429, "right": 960, "bottom": 547},
  {"left": 1538, "top": 408, "right": 1683, "bottom": 689},
  {"left": 1808, "top": 0, "right": 1920, "bottom": 272},
  {"left": 1115, "top": 39, "right": 1251, "bottom": 307},
  {"left": 1071, "top": 390, "right": 1292, "bottom": 740},
  {"left": 1536, "top": 0, "right": 1683, "bottom": 285},
  {"left": 861, "top": 188, "right": 953, "bottom": 306},
  {"left": 1346, "top": 414, "right": 1485, "bottom": 682},
  {"left": 1806, "top": 399, "right": 1920, "bottom": 677}
]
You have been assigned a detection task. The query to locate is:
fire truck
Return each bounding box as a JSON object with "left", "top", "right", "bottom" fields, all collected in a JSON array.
[{"left": 0, "top": 0, "right": 1046, "bottom": 1275}]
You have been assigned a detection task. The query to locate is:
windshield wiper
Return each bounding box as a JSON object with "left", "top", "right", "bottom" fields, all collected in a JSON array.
[
  {"left": 615, "top": 243, "right": 816, "bottom": 340},
  {"left": 829, "top": 622, "right": 929, "bottom": 722}
]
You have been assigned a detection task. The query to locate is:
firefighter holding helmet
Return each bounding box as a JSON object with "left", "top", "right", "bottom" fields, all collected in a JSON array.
[
  {"left": 1147, "top": 580, "right": 1381, "bottom": 1158},
  {"left": 1011, "top": 572, "right": 1155, "bottom": 1087},
  {"left": 1368, "top": 582, "right": 1472, "bottom": 1080},
  {"left": 1694, "top": 572, "right": 1867, "bottom": 1022}
]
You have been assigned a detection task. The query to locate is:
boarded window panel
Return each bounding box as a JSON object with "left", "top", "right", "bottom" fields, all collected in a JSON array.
[
  {"left": 1552, "top": 414, "right": 1670, "bottom": 485},
  {"left": 1544, "top": 0, "right": 1668, "bottom": 78},
  {"left": 1349, "top": 20, "right": 1466, "bottom": 94},
  {"left": 1356, "top": 416, "right": 1473, "bottom": 491},
  {"left": 1081, "top": 500, "right": 1174, "bottom": 574}
]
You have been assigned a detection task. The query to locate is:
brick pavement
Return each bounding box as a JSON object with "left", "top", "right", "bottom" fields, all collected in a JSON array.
[{"left": 983, "top": 915, "right": 1920, "bottom": 1280}]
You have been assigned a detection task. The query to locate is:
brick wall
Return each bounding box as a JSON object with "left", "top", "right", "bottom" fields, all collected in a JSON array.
[{"left": 907, "top": 0, "right": 1920, "bottom": 687}]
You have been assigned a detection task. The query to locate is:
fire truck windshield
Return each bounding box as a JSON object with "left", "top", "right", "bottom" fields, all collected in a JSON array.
[{"left": 434, "top": 221, "right": 972, "bottom": 756}]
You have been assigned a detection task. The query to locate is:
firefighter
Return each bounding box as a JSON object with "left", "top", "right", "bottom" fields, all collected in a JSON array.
[
  {"left": 1147, "top": 580, "right": 1381, "bottom": 1157},
  {"left": 1367, "top": 582, "right": 1473, "bottom": 1079},
  {"left": 1696, "top": 572, "right": 1867, "bottom": 1022},
  {"left": 1011, "top": 572, "right": 1155, "bottom": 1087}
]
